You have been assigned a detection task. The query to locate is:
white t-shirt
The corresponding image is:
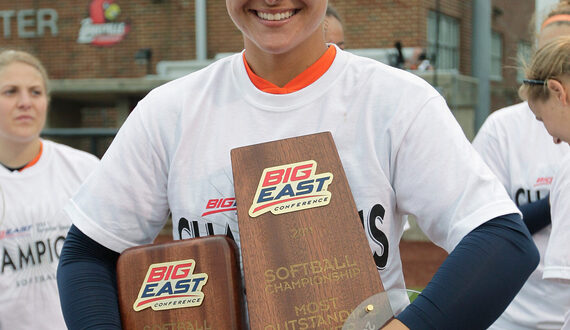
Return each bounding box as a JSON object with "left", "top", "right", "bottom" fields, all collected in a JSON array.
[
  {"left": 0, "top": 139, "right": 99, "bottom": 330},
  {"left": 66, "top": 48, "right": 518, "bottom": 314},
  {"left": 546, "top": 153, "right": 570, "bottom": 330},
  {"left": 473, "top": 102, "right": 570, "bottom": 330},
  {"left": 544, "top": 153, "right": 570, "bottom": 281}
]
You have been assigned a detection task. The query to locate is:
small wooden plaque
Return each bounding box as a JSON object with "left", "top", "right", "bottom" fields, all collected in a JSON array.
[
  {"left": 117, "top": 235, "right": 246, "bottom": 329},
  {"left": 231, "top": 132, "right": 386, "bottom": 329}
]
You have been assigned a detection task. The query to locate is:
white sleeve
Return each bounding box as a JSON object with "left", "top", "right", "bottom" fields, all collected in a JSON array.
[
  {"left": 392, "top": 96, "right": 519, "bottom": 252},
  {"left": 472, "top": 114, "right": 510, "bottom": 188},
  {"left": 544, "top": 160, "right": 570, "bottom": 280},
  {"left": 65, "top": 97, "right": 173, "bottom": 253}
]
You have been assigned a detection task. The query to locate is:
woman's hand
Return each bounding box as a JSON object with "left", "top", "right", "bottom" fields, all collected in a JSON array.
[{"left": 382, "top": 318, "right": 409, "bottom": 329}]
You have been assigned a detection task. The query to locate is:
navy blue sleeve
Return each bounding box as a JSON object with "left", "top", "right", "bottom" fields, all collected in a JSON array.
[
  {"left": 57, "top": 225, "right": 122, "bottom": 330},
  {"left": 519, "top": 195, "right": 551, "bottom": 235},
  {"left": 396, "top": 213, "right": 539, "bottom": 330}
]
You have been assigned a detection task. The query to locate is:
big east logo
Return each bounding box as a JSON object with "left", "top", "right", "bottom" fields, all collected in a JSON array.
[
  {"left": 133, "top": 259, "right": 208, "bottom": 311},
  {"left": 249, "top": 160, "right": 333, "bottom": 217}
]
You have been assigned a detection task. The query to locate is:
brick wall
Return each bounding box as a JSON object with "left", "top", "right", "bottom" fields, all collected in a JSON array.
[
  {"left": 2, "top": 0, "right": 199, "bottom": 78},
  {"left": 490, "top": 0, "right": 536, "bottom": 110},
  {"left": 1, "top": 0, "right": 533, "bottom": 111},
  {"left": 328, "top": 0, "right": 473, "bottom": 74}
]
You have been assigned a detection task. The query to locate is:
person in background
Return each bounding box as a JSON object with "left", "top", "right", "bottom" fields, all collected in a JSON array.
[
  {"left": 472, "top": 2, "right": 570, "bottom": 328},
  {"left": 0, "top": 49, "right": 99, "bottom": 329},
  {"left": 408, "top": 47, "right": 433, "bottom": 71},
  {"left": 390, "top": 40, "right": 406, "bottom": 69},
  {"left": 57, "top": 0, "right": 538, "bottom": 329},
  {"left": 324, "top": 5, "right": 345, "bottom": 49},
  {"left": 518, "top": 35, "right": 570, "bottom": 329}
]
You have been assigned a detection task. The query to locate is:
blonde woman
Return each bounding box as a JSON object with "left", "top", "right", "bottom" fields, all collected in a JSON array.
[
  {"left": 519, "top": 36, "right": 570, "bottom": 329},
  {"left": 0, "top": 50, "right": 98, "bottom": 329},
  {"left": 473, "top": 2, "right": 570, "bottom": 328}
]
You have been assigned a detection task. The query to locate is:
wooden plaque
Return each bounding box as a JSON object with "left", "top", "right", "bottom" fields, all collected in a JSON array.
[
  {"left": 117, "top": 235, "right": 246, "bottom": 329},
  {"left": 231, "top": 132, "right": 387, "bottom": 329}
]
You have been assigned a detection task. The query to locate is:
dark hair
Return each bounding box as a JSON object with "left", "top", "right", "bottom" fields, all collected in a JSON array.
[{"left": 326, "top": 5, "right": 342, "bottom": 23}]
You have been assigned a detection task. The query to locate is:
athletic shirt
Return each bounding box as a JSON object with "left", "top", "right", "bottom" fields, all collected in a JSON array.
[
  {"left": 545, "top": 153, "right": 570, "bottom": 281},
  {"left": 473, "top": 102, "right": 570, "bottom": 330},
  {"left": 65, "top": 45, "right": 518, "bottom": 314},
  {"left": 0, "top": 139, "right": 99, "bottom": 330},
  {"left": 546, "top": 153, "right": 570, "bottom": 330}
]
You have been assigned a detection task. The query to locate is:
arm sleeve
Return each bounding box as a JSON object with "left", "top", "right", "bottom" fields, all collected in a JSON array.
[
  {"left": 396, "top": 213, "right": 539, "bottom": 330},
  {"left": 57, "top": 225, "right": 122, "bottom": 330},
  {"left": 519, "top": 195, "right": 551, "bottom": 235}
]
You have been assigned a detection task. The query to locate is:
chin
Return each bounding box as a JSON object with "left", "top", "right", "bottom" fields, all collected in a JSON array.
[
  {"left": 247, "top": 33, "right": 301, "bottom": 55},
  {"left": 257, "top": 42, "right": 297, "bottom": 55}
]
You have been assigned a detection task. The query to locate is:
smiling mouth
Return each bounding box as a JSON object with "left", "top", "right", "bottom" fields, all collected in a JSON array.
[{"left": 255, "top": 9, "right": 298, "bottom": 21}]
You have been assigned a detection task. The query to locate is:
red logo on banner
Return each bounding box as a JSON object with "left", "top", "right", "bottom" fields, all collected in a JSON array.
[{"left": 78, "top": 0, "right": 130, "bottom": 46}]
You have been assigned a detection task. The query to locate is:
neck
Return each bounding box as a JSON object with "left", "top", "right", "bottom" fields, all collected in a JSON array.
[
  {"left": 244, "top": 31, "right": 328, "bottom": 87},
  {"left": 0, "top": 138, "right": 41, "bottom": 168}
]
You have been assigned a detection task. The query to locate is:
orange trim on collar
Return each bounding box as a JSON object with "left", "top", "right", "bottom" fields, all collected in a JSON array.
[
  {"left": 243, "top": 46, "right": 337, "bottom": 94},
  {"left": 20, "top": 141, "right": 43, "bottom": 172}
]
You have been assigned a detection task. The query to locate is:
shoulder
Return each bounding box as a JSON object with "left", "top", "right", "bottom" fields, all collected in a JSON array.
[
  {"left": 487, "top": 102, "right": 532, "bottom": 122},
  {"left": 476, "top": 102, "right": 533, "bottom": 138},
  {"left": 483, "top": 102, "right": 537, "bottom": 131},
  {"left": 145, "top": 54, "right": 238, "bottom": 102},
  {"left": 336, "top": 50, "right": 442, "bottom": 116},
  {"left": 43, "top": 139, "right": 99, "bottom": 168},
  {"left": 557, "top": 154, "right": 570, "bottom": 177},
  {"left": 343, "top": 51, "right": 437, "bottom": 90},
  {"left": 552, "top": 153, "right": 570, "bottom": 205},
  {"left": 133, "top": 54, "right": 239, "bottom": 120}
]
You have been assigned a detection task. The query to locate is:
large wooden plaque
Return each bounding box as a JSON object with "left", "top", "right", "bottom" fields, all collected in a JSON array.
[
  {"left": 117, "top": 235, "right": 246, "bottom": 329},
  {"left": 231, "top": 132, "right": 388, "bottom": 329}
]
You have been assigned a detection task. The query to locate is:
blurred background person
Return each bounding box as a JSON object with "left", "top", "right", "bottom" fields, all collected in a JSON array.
[
  {"left": 407, "top": 47, "right": 433, "bottom": 71},
  {"left": 518, "top": 35, "right": 570, "bottom": 330},
  {"left": 324, "top": 5, "right": 345, "bottom": 49},
  {"left": 472, "top": 1, "right": 570, "bottom": 329},
  {"left": 390, "top": 40, "right": 406, "bottom": 69},
  {"left": 0, "top": 49, "right": 99, "bottom": 330}
]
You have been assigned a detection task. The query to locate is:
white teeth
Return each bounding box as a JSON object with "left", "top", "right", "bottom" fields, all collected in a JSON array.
[{"left": 257, "top": 10, "right": 294, "bottom": 21}]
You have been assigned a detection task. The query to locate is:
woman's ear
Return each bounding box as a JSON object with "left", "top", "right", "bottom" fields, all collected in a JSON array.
[{"left": 547, "top": 79, "right": 569, "bottom": 106}]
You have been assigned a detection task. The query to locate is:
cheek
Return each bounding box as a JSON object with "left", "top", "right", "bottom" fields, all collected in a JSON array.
[
  {"left": 225, "top": 1, "right": 244, "bottom": 30},
  {"left": 0, "top": 102, "right": 11, "bottom": 133},
  {"left": 35, "top": 99, "right": 49, "bottom": 120},
  {"left": 0, "top": 99, "right": 14, "bottom": 120}
]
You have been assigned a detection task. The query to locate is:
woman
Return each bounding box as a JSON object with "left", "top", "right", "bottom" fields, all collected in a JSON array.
[
  {"left": 472, "top": 2, "right": 570, "bottom": 328},
  {"left": 0, "top": 50, "right": 99, "bottom": 329},
  {"left": 519, "top": 36, "right": 570, "bottom": 329},
  {"left": 57, "top": 1, "right": 538, "bottom": 329}
]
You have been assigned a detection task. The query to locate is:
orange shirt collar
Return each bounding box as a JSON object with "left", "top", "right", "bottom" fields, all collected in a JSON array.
[
  {"left": 243, "top": 46, "right": 337, "bottom": 94},
  {"left": 20, "top": 141, "right": 43, "bottom": 172}
]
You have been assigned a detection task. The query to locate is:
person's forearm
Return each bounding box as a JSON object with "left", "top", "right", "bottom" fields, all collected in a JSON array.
[
  {"left": 520, "top": 195, "right": 551, "bottom": 234},
  {"left": 57, "top": 225, "right": 122, "bottom": 330},
  {"left": 396, "top": 213, "right": 539, "bottom": 329}
]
